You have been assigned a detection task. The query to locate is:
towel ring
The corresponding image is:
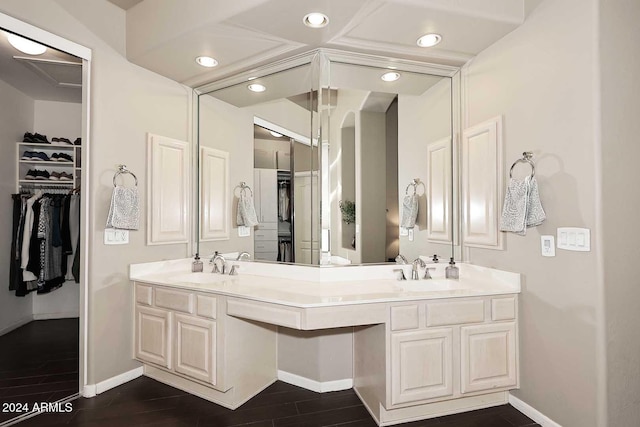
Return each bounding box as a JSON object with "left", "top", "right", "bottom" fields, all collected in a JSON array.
[
  {"left": 238, "top": 182, "right": 253, "bottom": 196},
  {"left": 405, "top": 178, "right": 420, "bottom": 195},
  {"left": 113, "top": 165, "right": 138, "bottom": 187},
  {"left": 509, "top": 152, "right": 535, "bottom": 179}
]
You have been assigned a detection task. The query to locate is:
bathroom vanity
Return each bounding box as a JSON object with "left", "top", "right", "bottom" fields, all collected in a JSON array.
[{"left": 130, "top": 259, "right": 520, "bottom": 426}]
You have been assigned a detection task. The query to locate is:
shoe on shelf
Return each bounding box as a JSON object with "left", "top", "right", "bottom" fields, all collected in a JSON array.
[
  {"left": 58, "top": 171, "right": 73, "bottom": 181},
  {"left": 33, "top": 133, "right": 49, "bottom": 144},
  {"left": 30, "top": 152, "right": 51, "bottom": 161},
  {"left": 56, "top": 153, "right": 73, "bottom": 162},
  {"left": 21, "top": 151, "right": 34, "bottom": 160},
  {"left": 51, "top": 137, "right": 73, "bottom": 146},
  {"left": 73, "top": 137, "right": 81, "bottom": 146},
  {"left": 49, "top": 171, "right": 61, "bottom": 181},
  {"left": 35, "top": 170, "right": 50, "bottom": 180},
  {"left": 25, "top": 169, "right": 37, "bottom": 180},
  {"left": 23, "top": 132, "right": 36, "bottom": 143}
]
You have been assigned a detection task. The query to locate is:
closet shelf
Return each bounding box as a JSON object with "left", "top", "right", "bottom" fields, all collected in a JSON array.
[
  {"left": 18, "top": 142, "right": 76, "bottom": 149},
  {"left": 19, "top": 160, "right": 74, "bottom": 165},
  {"left": 19, "top": 180, "right": 74, "bottom": 185}
]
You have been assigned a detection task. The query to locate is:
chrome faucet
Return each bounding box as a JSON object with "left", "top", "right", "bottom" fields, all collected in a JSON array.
[
  {"left": 211, "top": 252, "right": 227, "bottom": 274},
  {"left": 411, "top": 258, "right": 426, "bottom": 280},
  {"left": 395, "top": 254, "right": 408, "bottom": 264},
  {"left": 236, "top": 251, "right": 251, "bottom": 261}
]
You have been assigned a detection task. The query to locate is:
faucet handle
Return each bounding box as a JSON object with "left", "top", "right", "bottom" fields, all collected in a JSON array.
[
  {"left": 423, "top": 267, "right": 436, "bottom": 280},
  {"left": 393, "top": 268, "right": 407, "bottom": 281},
  {"left": 229, "top": 265, "right": 240, "bottom": 275}
]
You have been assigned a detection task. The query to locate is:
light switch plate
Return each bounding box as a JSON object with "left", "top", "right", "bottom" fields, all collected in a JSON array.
[
  {"left": 104, "top": 228, "right": 129, "bottom": 245},
  {"left": 541, "top": 235, "right": 555, "bottom": 257},
  {"left": 408, "top": 228, "right": 414, "bottom": 241},
  {"left": 399, "top": 227, "right": 408, "bottom": 236},
  {"left": 557, "top": 227, "right": 590, "bottom": 252},
  {"left": 238, "top": 226, "right": 250, "bottom": 237}
]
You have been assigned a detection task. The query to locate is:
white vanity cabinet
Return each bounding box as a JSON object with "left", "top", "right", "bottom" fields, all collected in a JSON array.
[
  {"left": 133, "top": 282, "right": 277, "bottom": 409},
  {"left": 134, "top": 284, "right": 224, "bottom": 389},
  {"left": 355, "top": 294, "right": 519, "bottom": 425}
]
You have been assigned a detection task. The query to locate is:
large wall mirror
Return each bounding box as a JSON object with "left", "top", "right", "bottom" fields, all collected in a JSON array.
[{"left": 196, "top": 50, "right": 459, "bottom": 266}]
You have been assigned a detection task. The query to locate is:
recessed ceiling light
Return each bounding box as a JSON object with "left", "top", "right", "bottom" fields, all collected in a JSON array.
[
  {"left": 381, "top": 72, "right": 401, "bottom": 82},
  {"left": 248, "top": 83, "right": 266, "bottom": 93},
  {"left": 270, "top": 131, "right": 283, "bottom": 138},
  {"left": 195, "top": 56, "right": 218, "bottom": 67},
  {"left": 303, "top": 12, "right": 329, "bottom": 28},
  {"left": 7, "top": 34, "right": 47, "bottom": 55},
  {"left": 416, "top": 33, "right": 442, "bottom": 48}
]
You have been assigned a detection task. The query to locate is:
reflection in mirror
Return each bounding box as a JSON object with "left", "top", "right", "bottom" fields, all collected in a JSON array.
[
  {"left": 325, "top": 61, "right": 453, "bottom": 265},
  {"left": 198, "top": 61, "right": 316, "bottom": 263},
  {"left": 196, "top": 51, "right": 457, "bottom": 266}
]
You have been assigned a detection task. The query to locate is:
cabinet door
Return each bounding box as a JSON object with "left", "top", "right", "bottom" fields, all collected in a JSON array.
[
  {"left": 390, "top": 328, "right": 453, "bottom": 405},
  {"left": 135, "top": 306, "right": 172, "bottom": 369},
  {"left": 258, "top": 169, "right": 278, "bottom": 222},
  {"left": 461, "top": 322, "right": 517, "bottom": 393},
  {"left": 174, "top": 314, "right": 217, "bottom": 385}
]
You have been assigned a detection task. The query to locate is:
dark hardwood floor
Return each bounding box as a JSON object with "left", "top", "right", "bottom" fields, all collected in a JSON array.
[
  {"left": 15, "top": 377, "right": 540, "bottom": 427},
  {"left": 0, "top": 319, "right": 79, "bottom": 424},
  {"left": 0, "top": 320, "right": 539, "bottom": 427}
]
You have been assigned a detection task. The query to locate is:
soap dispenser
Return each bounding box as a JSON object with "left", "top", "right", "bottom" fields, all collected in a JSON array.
[
  {"left": 445, "top": 257, "right": 459, "bottom": 279},
  {"left": 192, "top": 254, "right": 203, "bottom": 273}
]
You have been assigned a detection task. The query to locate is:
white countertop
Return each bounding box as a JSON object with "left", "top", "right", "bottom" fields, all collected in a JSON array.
[{"left": 130, "top": 259, "right": 520, "bottom": 308}]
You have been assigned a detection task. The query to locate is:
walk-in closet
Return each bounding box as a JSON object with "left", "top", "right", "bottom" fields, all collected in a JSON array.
[{"left": 0, "top": 28, "right": 84, "bottom": 424}]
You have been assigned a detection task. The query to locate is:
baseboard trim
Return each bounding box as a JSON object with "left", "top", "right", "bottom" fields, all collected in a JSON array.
[
  {"left": 277, "top": 370, "right": 353, "bottom": 393},
  {"left": 0, "top": 316, "right": 32, "bottom": 337},
  {"left": 33, "top": 313, "right": 79, "bottom": 320},
  {"left": 508, "top": 393, "right": 562, "bottom": 427},
  {"left": 83, "top": 367, "right": 144, "bottom": 398}
]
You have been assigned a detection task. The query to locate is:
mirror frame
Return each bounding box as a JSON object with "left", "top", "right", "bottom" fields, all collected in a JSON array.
[{"left": 193, "top": 49, "right": 461, "bottom": 264}]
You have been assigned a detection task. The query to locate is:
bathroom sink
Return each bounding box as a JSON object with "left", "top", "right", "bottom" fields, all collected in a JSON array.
[
  {"left": 400, "top": 279, "right": 469, "bottom": 292},
  {"left": 169, "top": 272, "right": 231, "bottom": 284}
]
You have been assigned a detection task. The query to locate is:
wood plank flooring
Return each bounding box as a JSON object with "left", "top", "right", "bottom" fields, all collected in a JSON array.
[
  {"left": 0, "top": 319, "right": 79, "bottom": 424},
  {"left": 1, "top": 320, "right": 540, "bottom": 427},
  {"left": 16, "top": 377, "right": 540, "bottom": 426}
]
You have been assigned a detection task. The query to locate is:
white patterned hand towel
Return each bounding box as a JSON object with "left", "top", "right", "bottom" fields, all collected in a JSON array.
[
  {"left": 500, "top": 178, "right": 528, "bottom": 234},
  {"left": 106, "top": 185, "right": 140, "bottom": 230},
  {"left": 400, "top": 194, "right": 419, "bottom": 228},
  {"left": 525, "top": 176, "right": 546, "bottom": 227},
  {"left": 237, "top": 189, "right": 259, "bottom": 227},
  {"left": 500, "top": 176, "right": 545, "bottom": 235}
]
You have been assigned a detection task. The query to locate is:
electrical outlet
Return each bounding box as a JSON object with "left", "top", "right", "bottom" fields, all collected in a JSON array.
[{"left": 400, "top": 227, "right": 408, "bottom": 236}]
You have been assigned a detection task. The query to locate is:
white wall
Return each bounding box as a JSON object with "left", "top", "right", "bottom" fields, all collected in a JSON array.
[
  {"left": 600, "top": 0, "right": 640, "bottom": 425},
  {"left": 0, "top": 0, "right": 193, "bottom": 384},
  {"left": 0, "top": 78, "right": 34, "bottom": 335},
  {"left": 31, "top": 100, "right": 82, "bottom": 319},
  {"left": 397, "top": 78, "right": 452, "bottom": 261},
  {"left": 462, "top": 0, "right": 601, "bottom": 425}
]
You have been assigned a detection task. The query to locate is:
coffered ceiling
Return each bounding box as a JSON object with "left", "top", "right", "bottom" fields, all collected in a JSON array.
[{"left": 110, "top": 0, "right": 536, "bottom": 88}]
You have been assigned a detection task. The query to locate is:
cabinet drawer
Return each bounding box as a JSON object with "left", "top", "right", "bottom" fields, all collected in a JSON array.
[
  {"left": 197, "top": 295, "right": 217, "bottom": 319},
  {"left": 256, "top": 222, "right": 277, "bottom": 230},
  {"left": 155, "top": 288, "right": 194, "bottom": 314},
  {"left": 135, "top": 284, "right": 153, "bottom": 306},
  {"left": 254, "top": 229, "right": 278, "bottom": 240},
  {"left": 491, "top": 297, "right": 516, "bottom": 321},
  {"left": 426, "top": 300, "right": 484, "bottom": 327},
  {"left": 390, "top": 305, "right": 419, "bottom": 331},
  {"left": 254, "top": 251, "right": 278, "bottom": 261},
  {"left": 255, "top": 241, "right": 277, "bottom": 251}
]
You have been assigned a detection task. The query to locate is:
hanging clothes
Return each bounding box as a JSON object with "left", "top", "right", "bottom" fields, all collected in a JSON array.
[{"left": 8, "top": 192, "right": 81, "bottom": 296}]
